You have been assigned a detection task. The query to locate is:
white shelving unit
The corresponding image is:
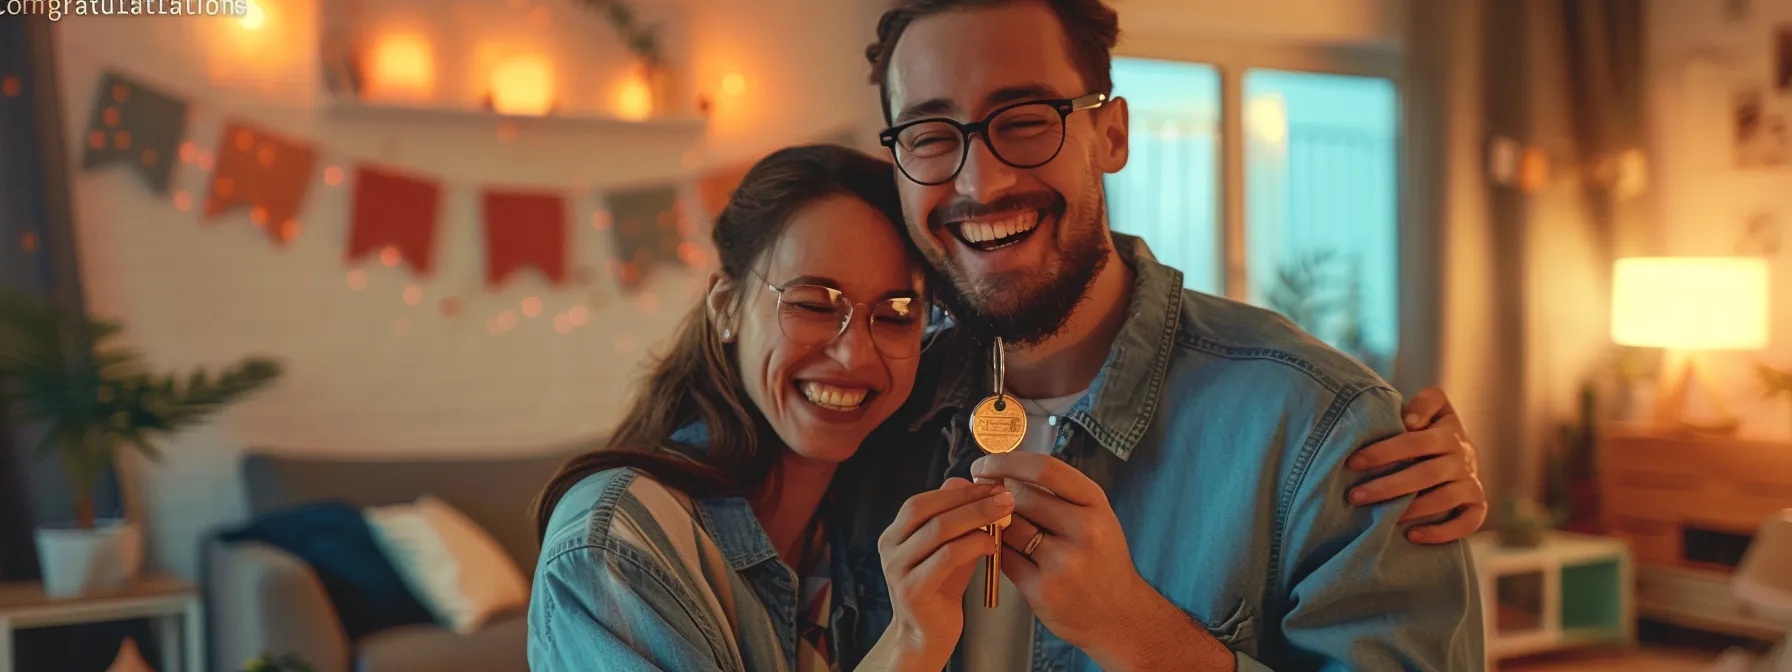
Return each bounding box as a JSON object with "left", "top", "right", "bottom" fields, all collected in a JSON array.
[{"left": 1468, "top": 531, "right": 1637, "bottom": 666}]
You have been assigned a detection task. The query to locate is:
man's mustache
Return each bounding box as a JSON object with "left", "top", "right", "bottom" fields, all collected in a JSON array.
[{"left": 927, "top": 192, "right": 1062, "bottom": 229}]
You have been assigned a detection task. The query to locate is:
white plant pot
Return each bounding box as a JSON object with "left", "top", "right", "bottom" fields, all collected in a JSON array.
[{"left": 34, "top": 518, "right": 144, "bottom": 598}]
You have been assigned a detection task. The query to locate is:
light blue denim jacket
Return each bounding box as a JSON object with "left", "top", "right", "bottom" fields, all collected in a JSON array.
[
  {"left": 527, "top": 434, "right": 888, "bottom": 672},
  {"left": 851, "top": 234, "right": 1486, "bottom": 671}
]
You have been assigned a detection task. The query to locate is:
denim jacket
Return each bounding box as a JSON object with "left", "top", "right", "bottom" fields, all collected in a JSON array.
[
  {"left": 527, "top": 424, "right": 890, "bottom": 672},
  {"left": 845, "top": 234, "right": 1486, "bottom": 671}
]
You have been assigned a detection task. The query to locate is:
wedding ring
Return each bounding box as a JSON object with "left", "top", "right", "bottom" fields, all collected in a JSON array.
[{"left": 1022, "top": 530, "right": 1045, "bottom": 557}]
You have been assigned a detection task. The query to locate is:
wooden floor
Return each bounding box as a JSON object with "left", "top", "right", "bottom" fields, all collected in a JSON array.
[{"left": 1499, "top": 646, "right": 1724, "bottom": 671}]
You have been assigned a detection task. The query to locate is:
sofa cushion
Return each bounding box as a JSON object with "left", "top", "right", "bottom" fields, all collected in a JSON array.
[
  {"left": 242, "top": 448, "right": 587, "bottom": 572},
  {"left": 219, "top": 501, "right": 434, "bottom": 642},
  {"left": 365, "top": 495, "right": 530, "bottom": 635},
  {"left": 354, "top": 609, "right": 528, "bottom": 672}
]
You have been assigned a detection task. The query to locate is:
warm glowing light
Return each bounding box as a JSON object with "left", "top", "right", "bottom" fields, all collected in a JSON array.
[
  {"left": 368, "top": 32, "right": 435, "bottom": 103},
  {"left": 569, "top": 305, "right": 588, "bottom": 325},
  {"left": 491, "top": 55, "right": 555, "bottom": 116},
  {"left": 19, "top": 232, "right": 38, "bottom": 252},
  {"left": 173, "top": 191, "right": 191, "bottom": 211},
  {"left": 180, "top": 142, "right": 197, "bottom": 164},
  {"left": 88, "top": 131, "right": 104, "bottom": 150},
  {"left": 240, "top": 1, "right": 265, "bottom": 30},
  {"left": 677, "top": 242, "right": 702, "bottom": 266},
  {"left": 722, "top": 72, "right": 745, "bottom": 96},
  {"left": 214, "top": 177, "right": 236, "bottom": 198},
  {"left": 278, "top": 220, "right": 299, "bottom": 241},
  {"left": 140, "top": 149, "right": 158, "bottom": 167},
  {"left": 347, "top": 270, "right": 368, "bottom": 290},
  {"left": 1612, "top": 257, "right": 1770, "bottom": 350},
  {"left": 197, "top": 151, "right": 214, "bottom": 171},
  {"left": 614, "top": 70, "right": 653, "bottom": 121},
  {"left": 251, "top": 207, "right": 269, "bottom": 227},
  {"left": 114, "top": 131, "right": 132, "bottom": 150},
  {"left": 2, "top": 76, "right": 19, "bottom": 98},
  {"left": 380, "top": 247, "right": 401, "bottom": 268},
  {"left": 1246, "top": 94, "right": 1288, "bottom": 147},
  {"left": 404, "top": 284, "right": 423, "bottom": 306},
  {"left": 257, "top": 146, "right": 277, "bottom": 167},
  {"left": 103, "top": 108, "right": 119, "bottom": 127},
  {"left": 521, "top": 297, "right": 543, "bottom": 317},
  {"left": 324, "top": 166, "right": 344, "bottom": 186},
  {"left": 592, "top": 211, "right": 611, "bottom": 230}
]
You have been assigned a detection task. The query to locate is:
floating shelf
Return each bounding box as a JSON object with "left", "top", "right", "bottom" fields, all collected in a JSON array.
[{"left": 322, "top": 99, "right": 708, "bottom": 134}]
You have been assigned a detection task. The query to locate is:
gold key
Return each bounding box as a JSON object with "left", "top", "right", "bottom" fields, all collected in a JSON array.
[{"left": 969, "top": 337, "right": 1024, "bottom": 609}]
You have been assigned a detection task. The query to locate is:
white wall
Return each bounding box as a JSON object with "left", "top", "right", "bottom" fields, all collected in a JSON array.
[
  {"left": 57, "top": 0, "right": 888, "bottom": 580},
  {"left": 1645, "top": 0, "right": 1792, "bottom": 435}
]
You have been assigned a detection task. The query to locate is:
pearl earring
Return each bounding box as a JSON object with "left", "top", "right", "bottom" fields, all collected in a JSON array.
[{"left": 722, "top": 328, "right": 732, "bottom": 340}]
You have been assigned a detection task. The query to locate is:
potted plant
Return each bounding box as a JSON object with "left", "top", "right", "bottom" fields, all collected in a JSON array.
[{"left": 0, "top": 289, "right": 282, "bottom": 597}]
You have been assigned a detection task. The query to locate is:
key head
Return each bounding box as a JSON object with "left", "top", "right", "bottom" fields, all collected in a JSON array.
[{"left": 970, "top": 395, "right": 1027, "bottom": 454}]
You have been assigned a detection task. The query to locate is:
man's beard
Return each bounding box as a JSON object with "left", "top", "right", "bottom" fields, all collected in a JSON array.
[{"left": 930, "top": 182, "right": 1111, "bottom": 350}]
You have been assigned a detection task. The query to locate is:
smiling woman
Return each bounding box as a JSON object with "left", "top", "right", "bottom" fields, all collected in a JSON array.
[{"left": 526, "top": 144, "right": 965, "bottom": 672}]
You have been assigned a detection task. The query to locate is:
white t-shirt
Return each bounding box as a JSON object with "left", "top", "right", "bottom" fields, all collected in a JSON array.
[{"left": 959, "top": 389, "right": 1086, "bottom": 672}]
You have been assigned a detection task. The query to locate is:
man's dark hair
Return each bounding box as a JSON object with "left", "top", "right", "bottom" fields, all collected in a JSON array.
[{"left": 865, "top": 0, "right": 1121, "bottom": 123}]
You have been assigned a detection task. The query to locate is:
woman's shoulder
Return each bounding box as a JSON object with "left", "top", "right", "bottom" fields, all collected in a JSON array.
[{"left": 537, "top": 467, "right": 707, "bottom": 569}]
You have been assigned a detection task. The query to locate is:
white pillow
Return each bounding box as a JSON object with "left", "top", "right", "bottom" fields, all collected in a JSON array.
[{"left": 365, "top": 495, "right": 529, "bottom": 634}]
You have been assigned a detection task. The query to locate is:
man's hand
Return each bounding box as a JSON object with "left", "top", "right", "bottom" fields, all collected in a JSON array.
[
  {"left": 865, "top": 478, "right": 1013, "bottom": 671},
  {"left": 1345, "top": 386, "right": 1487, "bottom": 544},
  {"left": 972, "top": 453, "right": 1234, "bottom": 672}
]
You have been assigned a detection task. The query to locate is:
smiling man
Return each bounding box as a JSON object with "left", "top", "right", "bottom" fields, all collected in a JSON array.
[{"left": 849, "top": 0, "right": 1487, "bottom": 670}]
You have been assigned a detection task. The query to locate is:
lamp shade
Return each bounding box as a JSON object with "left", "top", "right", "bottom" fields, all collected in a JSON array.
[
  {"left": 1611, "top": 257, "right": 1770, "bottom": 350},
  {"left": 1734, "top": 509, "right": 1792, "bottom": 623}
]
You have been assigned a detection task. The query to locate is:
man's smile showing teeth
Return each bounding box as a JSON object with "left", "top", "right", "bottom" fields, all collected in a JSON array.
[
  {"left": 800, "top": 381, "right": 869, "bottom": 411},
  {"left": 951, "top": 210, "right": 1041, "bottom": 251}
]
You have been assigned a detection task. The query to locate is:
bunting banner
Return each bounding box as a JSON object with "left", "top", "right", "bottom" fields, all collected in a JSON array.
[
  {"left": 66, "top": 64, "right": 865, "bottom": 302},
  {"left": 80, "top": 71, "right": 188, "bottom": 194},
  {"left": 347, "top": 165, "right": 441, "bottom": 275},
  {"left": 205, "top": 120, "right": 319, "bottom": 244},
  {"left": 605, "top": 184, "right": 682, "bottom": 290},
  {"left": 483, "top": 189, "right": 569, "bottom": 288}
]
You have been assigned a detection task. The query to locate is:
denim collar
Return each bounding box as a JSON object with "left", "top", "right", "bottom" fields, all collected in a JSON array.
[
  {"left": 909, "top": 234, "right": 1184, "bottom": 463},
  {"left": 665, "top": 423, "right": 782, "bottom": 572}
]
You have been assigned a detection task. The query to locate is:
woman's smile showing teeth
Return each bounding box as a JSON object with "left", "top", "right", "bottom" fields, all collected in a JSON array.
[{"left": 800, "top": 380, "right": 870, "bottom": 411}]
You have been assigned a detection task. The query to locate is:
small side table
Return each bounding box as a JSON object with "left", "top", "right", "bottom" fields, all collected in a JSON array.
[
  {"left": 0, "top": 575, "right": 204, "bottom": 672},
  {"left": 1469, "top": 531, "right": 1636, "bottom": 667}
]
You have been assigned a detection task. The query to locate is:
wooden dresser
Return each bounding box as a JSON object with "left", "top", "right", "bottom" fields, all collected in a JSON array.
[{"left": 1599, "top": 426, "right": 1792, "bottom": 638}]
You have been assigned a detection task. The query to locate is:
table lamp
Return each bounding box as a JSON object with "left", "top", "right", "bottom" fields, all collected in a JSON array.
[{"left": 1612, "top": 257, "right": 1771, "bottom": 434}]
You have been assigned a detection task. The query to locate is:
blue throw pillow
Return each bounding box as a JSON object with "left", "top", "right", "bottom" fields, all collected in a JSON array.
[{"left": 220, "top": 501, "right": 434, "bottom": 641}]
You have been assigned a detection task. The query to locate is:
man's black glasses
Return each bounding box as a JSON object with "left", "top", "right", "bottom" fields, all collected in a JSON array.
[{"left": 878, "top": 92, "right": 1107, "bottom": 186}]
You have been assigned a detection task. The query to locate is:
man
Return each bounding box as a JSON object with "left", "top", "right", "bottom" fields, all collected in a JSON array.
[{"left": 849, "top": 0, "right": 1486, "bottom": 670}]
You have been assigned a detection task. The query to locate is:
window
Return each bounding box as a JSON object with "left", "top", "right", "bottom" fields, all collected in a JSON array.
[
  {"left": 1105, "top": 61, "right": 1221, "bottom": 294},
  {"left": 1108, "top": 58, "right": 1400, "bottom": 378}
]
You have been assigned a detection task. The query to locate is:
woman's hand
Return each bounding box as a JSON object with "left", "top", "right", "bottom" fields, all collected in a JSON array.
[
  {"left": 1346, "top": 387, "right": 1488, "bottom": 544},
  {"left": 861, "top": 477, "right": 1012, "bottom": 671}
]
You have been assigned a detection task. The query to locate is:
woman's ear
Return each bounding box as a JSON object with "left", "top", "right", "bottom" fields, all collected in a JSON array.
[{"left": 706, "top": 271, "right": 737, "bottom": 340}]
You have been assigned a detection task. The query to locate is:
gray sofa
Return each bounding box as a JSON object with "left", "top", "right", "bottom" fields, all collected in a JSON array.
[{"left": 204, "top": 449, "right": 579, "bottom": 672}]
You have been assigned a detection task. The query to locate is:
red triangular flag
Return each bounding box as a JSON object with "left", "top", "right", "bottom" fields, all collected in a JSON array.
[
  {"left": 204, "top": 120, "right": 317, "bottom": 244},
  {"left": 482, "top": 189, "right": 567, "bottom": 288},
  {"left": 347, "top": 166, "right": 440, "bottom": 275}
]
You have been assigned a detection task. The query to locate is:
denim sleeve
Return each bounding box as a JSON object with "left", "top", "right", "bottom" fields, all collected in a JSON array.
[
  {"left": 528, "top": 541, "right": 734, "bottom": 672},
  {"left": 1237, "top": 386, "right": 1483, "bottom": 672}
]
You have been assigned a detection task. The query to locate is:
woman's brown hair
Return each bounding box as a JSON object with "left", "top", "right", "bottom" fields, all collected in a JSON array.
[{"left": 530, "top": 144, "right": 917, "bottom": 543}]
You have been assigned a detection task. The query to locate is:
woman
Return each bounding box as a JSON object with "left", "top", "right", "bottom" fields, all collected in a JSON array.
[
  {"left": 529, "top": 145, "right": 992, "bottom": 672},
  {"left": 527, "top": 144, "right": 1485, "bottom": 672}
]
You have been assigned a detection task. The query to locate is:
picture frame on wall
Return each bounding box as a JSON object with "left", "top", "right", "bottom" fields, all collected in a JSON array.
[{"left": 1735, "top": 87, "right": 1791, "bottom": 168}]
